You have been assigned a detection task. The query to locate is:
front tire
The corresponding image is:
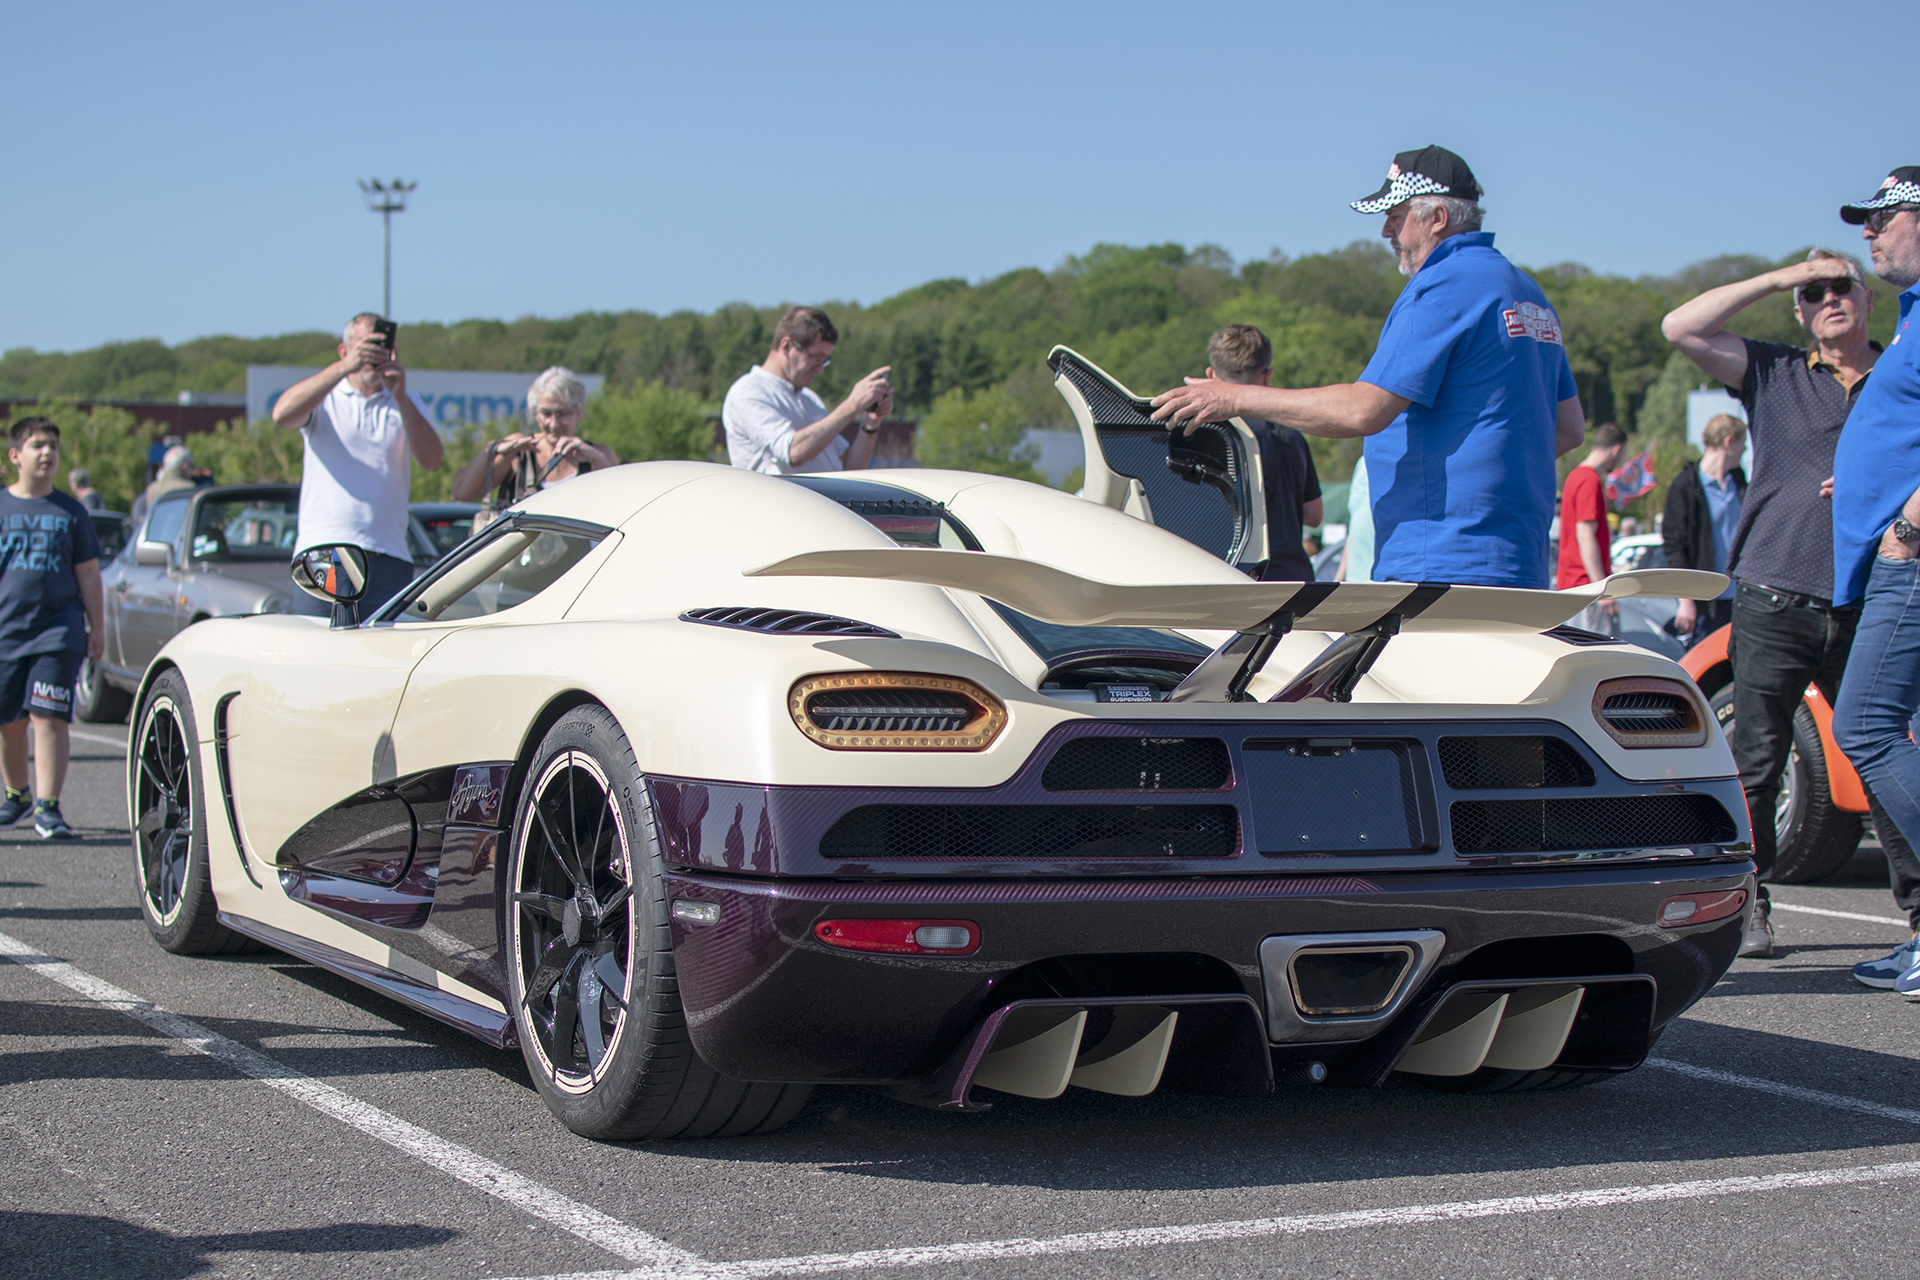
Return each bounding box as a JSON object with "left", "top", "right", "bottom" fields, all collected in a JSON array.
[
  {"left": 504, "top": 705, "right": 811, "bottom": 1140},
  {"left": 131, "top": 670, "right": 248, "bottom": 954},
  {"left": 1710, "top": 686, "right": 1860, "bottom": 884},
  {"left": 76, "top": 657, "right": 132, "bottom": 724}
]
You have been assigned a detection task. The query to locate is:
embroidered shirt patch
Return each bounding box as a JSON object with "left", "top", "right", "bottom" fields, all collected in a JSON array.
[{"left": 1503, "top": 301, "right": 1563, "bottom": 345}]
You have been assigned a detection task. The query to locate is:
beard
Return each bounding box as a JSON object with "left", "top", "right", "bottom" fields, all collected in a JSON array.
[{"left": 1391, "top": 236, "right": 1416, "bottom": 277}]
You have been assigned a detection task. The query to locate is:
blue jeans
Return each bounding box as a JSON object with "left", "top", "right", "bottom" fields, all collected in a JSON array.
[{"left": 1833, "top": 555, "right": 1920, "bottom": 860}]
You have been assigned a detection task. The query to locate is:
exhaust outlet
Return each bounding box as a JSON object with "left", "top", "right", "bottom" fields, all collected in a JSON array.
[{"left": 1288, "top": 945, "right": 1416, "bottom": 1016}]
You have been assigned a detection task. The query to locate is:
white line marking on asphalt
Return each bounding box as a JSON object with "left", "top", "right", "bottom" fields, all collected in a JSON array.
[
  {"left": 1771, "top": 901, "right": 1908, "bottom": 928},
  {"left": 68, "top": 727, "right": 128, "bottom": 750},
  {"left": 0, "top": 928, "right": 703, "bottom": 1273},
  {"left": 493, "top": 1158, "right": 1920, "bottom": 1280},
  {"left": 1647, "top": 1057, "right": 1920, "bottom": 1125}
]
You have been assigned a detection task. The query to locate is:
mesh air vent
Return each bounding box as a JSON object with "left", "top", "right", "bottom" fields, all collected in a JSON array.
[
  {"left": 820, "top": 804, "right": 1238, "bottom": 861},
  {"left": 1438, "top": 737, "right": 1595, "bottom": 790},
  {"left": 1450, "top": 794, "right": 1736, "bottom": 855},
  {"left": 682, "top": 607, "right": 897, "bottom": 638},
  {"left": 1598, "top": 691, "right": 1695, "bottom": 734},
  {"left": 1042, "top": 737, "right": 1231, "bottom": 792}
]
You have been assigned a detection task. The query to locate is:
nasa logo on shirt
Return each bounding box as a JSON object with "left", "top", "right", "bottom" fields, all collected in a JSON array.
[{"left": 1502, "top": 301, "right": 1564, "bottom": 345}]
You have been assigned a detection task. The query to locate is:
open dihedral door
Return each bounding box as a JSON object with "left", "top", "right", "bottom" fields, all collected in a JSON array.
[{"left": 1048, "top": 345, "right": 1269, "bottom": 577}]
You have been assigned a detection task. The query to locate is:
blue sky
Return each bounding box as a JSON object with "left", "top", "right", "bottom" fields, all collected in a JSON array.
[{"left": 5, "top": 0, "right": 1915, "bottom": 353}]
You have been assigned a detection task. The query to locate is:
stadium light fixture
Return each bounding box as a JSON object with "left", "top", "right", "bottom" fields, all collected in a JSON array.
[{"left": 357, "top": 178, "right": 418, "bottom": 318}]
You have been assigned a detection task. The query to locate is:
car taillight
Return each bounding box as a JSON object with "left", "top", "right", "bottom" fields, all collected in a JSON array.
[
  {"left": 814, "top": 919, "right": 979, "bottom": 955},
  {"left": 1592, "top": 677, "right": 1708, "bottom": 748},
  {"left": 1657, "top": 889, "right": 1747, "bottom": 927},
  {"left": 789, "top": 673, "right": 1006, "bottom": 751}
]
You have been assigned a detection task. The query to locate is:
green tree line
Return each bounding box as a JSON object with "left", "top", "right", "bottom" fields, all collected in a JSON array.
[{"left": 4, "top": 240, "right": 1893, "bottom": 515}]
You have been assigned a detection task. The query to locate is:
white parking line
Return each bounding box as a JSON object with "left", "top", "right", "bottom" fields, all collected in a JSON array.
[
  {"left": 69, "top": 727, "right": 128, "bottom": 751},
  {"left": 495, "top": 1159, "right": 1920, "bottom": 1280},
  {"left": 1771, "top": 901, "right": 1908, "bottom": 928},
  {"left": 0, "top": 929, "right": 703, "bottom": 1273},
  {"left": 1647, "top": 1057, "right": 1920, "bottom": 1125}
]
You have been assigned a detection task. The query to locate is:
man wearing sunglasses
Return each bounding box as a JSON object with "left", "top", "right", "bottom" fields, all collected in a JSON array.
[
  {"left": 723, "top": 306, "right": 893, "bottom": 475},
  {"left": 1662, "top": 247, "right": 1881, "bottom": 958},
  {"left": 1827, "top": 168, "right": 1920, "bottom": 993}
]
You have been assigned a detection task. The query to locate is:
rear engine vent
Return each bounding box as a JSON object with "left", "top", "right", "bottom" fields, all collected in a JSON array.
[
  {"left": 682, "top": 607, "right": 897, "bottom": 638},
  {"left": 1450, "top": 794, "right": 1736, "bottom": 855},
  {"left": 1042, "top": 737, "right": 1231, "bottom": 792},
  {"left": 790, "top": 673, "right": 1007, "bottom": 751},
  {"left": 807, "top": 688, "right": 974, "bottom": 734},
  {"left": 1438, "top": 736, "right": 1595, "bottom": 790},
  {"left": 820, "top": 804, "right": 1238, "bottom": 861},
  {"left": 1592, "top": 678, "right": 1707, "bottom": 748}
]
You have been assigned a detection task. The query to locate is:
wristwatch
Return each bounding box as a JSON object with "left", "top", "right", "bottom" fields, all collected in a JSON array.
[{"left": 1897, "top": 515, "right": 1920, "bottom": 544}]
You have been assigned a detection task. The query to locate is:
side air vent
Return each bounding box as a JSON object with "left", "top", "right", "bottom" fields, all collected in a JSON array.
[
  {"left": 1438, "top": 737, "right": 1595, "bottom": 790},
  {"left": 1450, "top": 794, "right": 1736, "bottom": 855},
  {"left": 1042, "top": 737, "right": 1231, "bottom": 792},
  {"left": 821, "top": 804, "right": 1239, "bottom": 861},
  {"left": 807, "top": 688, "right": 975, "bottom": 734},
  {"left": 1591, "top": 678, "right": 1707, "bottom": 748},
  {"left": 682, "top": 607, "right": 897, "bottom": 638}
]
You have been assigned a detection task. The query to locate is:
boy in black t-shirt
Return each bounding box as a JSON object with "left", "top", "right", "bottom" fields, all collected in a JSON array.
[
  {"left": 0, "top": 418, "right": 104, "bottom": 839},
  {"left": 1204, "top": 325, "right": 1324, "bottom": 580}
]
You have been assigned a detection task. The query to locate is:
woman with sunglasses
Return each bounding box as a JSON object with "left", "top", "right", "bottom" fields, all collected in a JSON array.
[
  {"left": 1660, "top": 246, "right": 1882, "bottom": 961},
  {"left": 450, "top": 367, "right": 620, "bottom": 506}
]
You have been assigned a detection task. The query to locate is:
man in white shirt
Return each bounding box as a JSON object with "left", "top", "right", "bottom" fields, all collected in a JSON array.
[
  {"left": 272, "top": 313, "right": 444, "bottom": 617},
  {"left": 723, "top": 307, "right": 893, "bottom": 474}
]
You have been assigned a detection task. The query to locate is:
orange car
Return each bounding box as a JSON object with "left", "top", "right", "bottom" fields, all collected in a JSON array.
[{"left": 1680, "top": 623, "right": 1867, "bottom": 882}]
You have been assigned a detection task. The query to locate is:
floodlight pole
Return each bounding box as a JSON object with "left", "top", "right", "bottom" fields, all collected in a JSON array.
[{"left": 357, "top": 179, "right": 417, "bottom": 317}]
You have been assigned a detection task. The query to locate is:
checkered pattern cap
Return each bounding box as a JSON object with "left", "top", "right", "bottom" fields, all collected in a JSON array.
[
  {"left": 1351, "top": 146, "right": 1483, "bottom": 214},
  {"left": 1840, "top": 167, "right": 1920, "bottom": 224}
]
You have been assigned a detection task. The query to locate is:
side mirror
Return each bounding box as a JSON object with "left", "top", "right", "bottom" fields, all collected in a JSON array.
[
  {"left": 291, "top": 544, "right": 369, "bottom": 604},
  {"left": 134, "top": 540, "right": 171, "bottom": 568}
]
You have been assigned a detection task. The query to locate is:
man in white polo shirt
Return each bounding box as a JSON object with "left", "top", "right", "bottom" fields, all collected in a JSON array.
[
  {"left": 723, "top": 307, "right": 893, "bottom": 474},
  {"left": 272, "top": 312, "right": 444, "bottom": 617}
]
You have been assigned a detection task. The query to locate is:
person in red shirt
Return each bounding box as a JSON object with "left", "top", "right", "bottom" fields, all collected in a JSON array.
[{"left": 1556, "top": 423, "right": 1628, "bottom": 615}]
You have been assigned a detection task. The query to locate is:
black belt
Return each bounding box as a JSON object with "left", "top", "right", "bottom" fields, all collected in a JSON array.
[{"left": 1740, "top": 580, "right": 1853, "bottom": 612}]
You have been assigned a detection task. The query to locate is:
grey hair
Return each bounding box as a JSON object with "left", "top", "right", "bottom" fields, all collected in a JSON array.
[
  {"left": 1806, "top": 246, "right": 1864, "bottom": 280},
  {"left": 343, "top": 312, "right": 383, "bottom": 343},
  {"left": 526, "top": 366, "right": 588, "bottom": 415},
  {"left": 161, "top": 445, "right": 192, "bottom": 474},
  {"left": 1409, "top": 194, "right": 1484, "bottom": 234}
]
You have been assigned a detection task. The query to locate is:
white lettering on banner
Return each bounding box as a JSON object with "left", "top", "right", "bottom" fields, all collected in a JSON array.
[
  {"left": 246, "top": 367, "right": 605, "bottom": 434},
  {"left": 1502, "top": 301, "right": 1564, "bottom": 345}
]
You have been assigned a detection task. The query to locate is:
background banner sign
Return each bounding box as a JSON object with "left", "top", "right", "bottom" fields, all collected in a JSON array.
[{"left": 246, "top": 366, "right": 605, "bottom": 432}]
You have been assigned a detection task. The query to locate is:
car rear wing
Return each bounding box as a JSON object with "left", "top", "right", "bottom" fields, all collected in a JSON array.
[
  {"left": 1048, "top": 346, "right": 1270, "bottom": 576},
  {"left": 746, "top": 548, "right": 1728, "bottom": 703}
]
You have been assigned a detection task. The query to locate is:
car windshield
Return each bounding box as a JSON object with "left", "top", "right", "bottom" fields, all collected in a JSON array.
[
  {"left": 190, "top": 497, "right": 300, "bottom": 562},
  {"left": 987, "top": 601, "right": 1211, "bottom": 663},
  {"left": 418, "top": 514, "right": 474, "bottom": 556}
]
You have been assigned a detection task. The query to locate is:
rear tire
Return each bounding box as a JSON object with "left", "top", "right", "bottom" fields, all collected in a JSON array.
[
  {"left": 76, "top": 657, "right": 132, "bottom": 724},
  {"left": 1710, "top": 686, "right": 1860, "bottom": 884},
  {"left": 131, "top": 670, "right": 249, "bottom": 954},
  {"left": 504, "top": 705, "right": 811, "bottom": 1140}
]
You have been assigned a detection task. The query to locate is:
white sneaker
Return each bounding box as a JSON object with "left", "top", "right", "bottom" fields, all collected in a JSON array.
[{"left": 1854, "top": 934, "right": 1920, "bottom": 989}]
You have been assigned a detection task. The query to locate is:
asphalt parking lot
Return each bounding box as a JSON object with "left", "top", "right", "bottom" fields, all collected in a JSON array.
[{"left": 6, "top": 725, "right": 1920, "bottom": 1279}]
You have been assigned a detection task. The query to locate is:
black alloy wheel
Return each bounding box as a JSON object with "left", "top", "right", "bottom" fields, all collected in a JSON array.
[
  {"left": 512, "top": 746, "right": 635, "bottom": 1091},
  {"left": 76, "top": 656, "right": 132, "bottom": 724},
  {"left": 504, "top": 705, "right": 811, "bottom": 1140},
  {"left": 1709, "top": 685, "right": 1860, "bottom": 883},
  {"left": 131, "top": 670, "right": 246, "bottom": 954}
]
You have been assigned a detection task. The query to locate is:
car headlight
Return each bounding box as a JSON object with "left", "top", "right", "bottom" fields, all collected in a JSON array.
[{"left": 789, "top": 673, "right": 1007, "bottom": 751}]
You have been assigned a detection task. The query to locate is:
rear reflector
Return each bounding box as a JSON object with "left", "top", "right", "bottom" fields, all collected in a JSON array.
[
  {"left": 815, "top": 918, "right": 979, "bottom": 955},
  {"left": 1657, "top": 888, "right": 1747, "bottom": 927}
]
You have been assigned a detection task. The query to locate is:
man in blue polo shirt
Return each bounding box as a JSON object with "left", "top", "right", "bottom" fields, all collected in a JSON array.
[
  {"left": 1152, "top": 146, "right": 1586, "bottom": 586},
  {"left": 1826, "top": 167, "right": 1920, "bottom": 995}
]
